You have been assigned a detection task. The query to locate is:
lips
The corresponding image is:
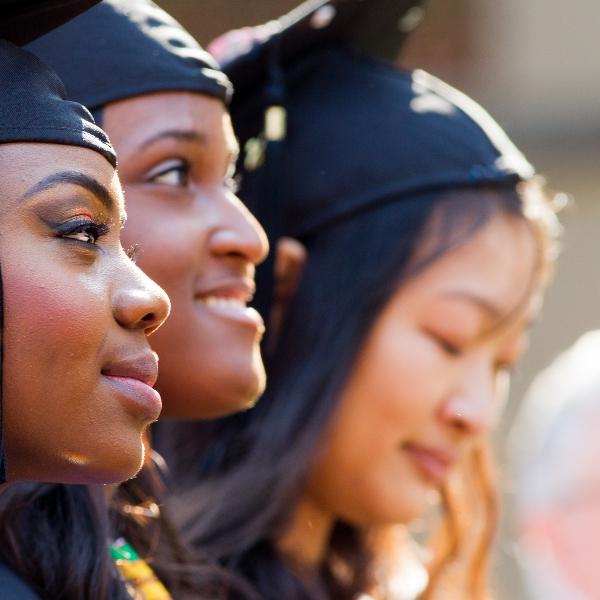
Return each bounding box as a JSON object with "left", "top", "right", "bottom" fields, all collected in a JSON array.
[
  {"left": 195, "top": 276, "right": 255, "bottom": 303},
  {"left": 403, "top": 443, "right": 456, "bottom": 485},
  {"left": 101, "top": 352, "right": 161, "bottom": 421},
  {"left": 194, "top": 277, "right": 264, "bottom": 333}
]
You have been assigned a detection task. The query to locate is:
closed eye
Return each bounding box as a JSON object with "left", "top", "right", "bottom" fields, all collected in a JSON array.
[{"left": 424, "top": 329, "right": 464, "bottom": 357}]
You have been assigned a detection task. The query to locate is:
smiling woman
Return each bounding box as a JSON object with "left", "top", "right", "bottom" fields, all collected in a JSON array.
[
  {"left": 167, "top": 5, "right": 559, "bottom": 598},
  {"left": 101, "top": 90, "right": 268, "bottom": 418},
  {"left": 30, "top": 0, "right": 270, "bottom": 421},
  {"left": 20, "top": 0, "right": 269, "bottom": 597}
]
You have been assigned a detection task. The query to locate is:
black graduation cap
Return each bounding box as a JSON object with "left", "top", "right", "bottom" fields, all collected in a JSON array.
[
  {"left": 210, "top": 0, "right": 424, "bottom": 318},
  {"left": 215, "top": 0, "right": 427, "bottom": 105},
  {"left": 0, "top": 0, "right": 115, "bottom": 483},
  {"left": 28, "top": 0, "right": 232, "bottom": 114},
  {"left": 0, "top": 0, "right": 100, "bottom": 45},
  {"left": 212, "top": 0, "right": 534, "bottom": 323}
]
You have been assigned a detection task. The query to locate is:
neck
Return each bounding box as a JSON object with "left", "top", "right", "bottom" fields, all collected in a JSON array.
[{"left": 276, "top": 494, "right": 334, "bottom": 571}]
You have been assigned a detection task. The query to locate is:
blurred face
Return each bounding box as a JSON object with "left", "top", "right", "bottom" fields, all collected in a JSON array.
[
  {"left": 0, "top": 144, "right": 170, "bottom": 484},
  {"left": 306, "top": 211, "right": 538, "bottom": 526},
  {"left": 102, "top": 92, "right": 269, "bottom": 419}
]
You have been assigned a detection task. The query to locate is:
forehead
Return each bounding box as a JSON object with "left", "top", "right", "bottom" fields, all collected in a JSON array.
[
  {"left": 0, "top": 143, "right": 123, "bottom": 213},
  {"left": 0, "top": 143, "right": 117, "bottom": 190},
  {"left": 403, "top": 212, "right": 538, "bottom": 315},
  {"left": 102, "top": 91, "right": 231, "bottom": 148}
]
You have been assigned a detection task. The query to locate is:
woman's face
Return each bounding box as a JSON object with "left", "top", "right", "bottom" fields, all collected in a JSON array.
[
  {"left": 102, "top": 92, "right": 269, "bottom": 419},
  {"left": 306, "top": 211, "right": 539, "bottom": 526},
  {"left": 0, "top": 144, "right": 170, "bottom": 484}
]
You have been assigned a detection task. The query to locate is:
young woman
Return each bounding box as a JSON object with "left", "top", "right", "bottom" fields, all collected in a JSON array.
[
  {"left": 0, "top": 40, "right": 169, "bottom": 488},
  {"left": 168, "top": 14, "right": 560, "bottom": 600},
  {"left": 10, "top": 2, "right": 267, "bottom": 598},
  {"left": 0, "top": 7, "right": 169, "bottom": 595},
  {"left": 30, "top": 0, "right": 269, "bottom": 420}
]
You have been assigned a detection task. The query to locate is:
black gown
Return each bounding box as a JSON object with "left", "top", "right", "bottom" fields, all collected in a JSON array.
[{"left": 0, "top": 562, "right": 41, "bottom": 599}]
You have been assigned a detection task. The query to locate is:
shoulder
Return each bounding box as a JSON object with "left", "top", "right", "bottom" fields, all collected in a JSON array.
[{"left": 0, "top": 562, "right": 41, "bottom": 599}]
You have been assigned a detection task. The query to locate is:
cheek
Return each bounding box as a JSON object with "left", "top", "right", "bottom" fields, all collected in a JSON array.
[
  {"left": 120, "top": 194, "right": 204, "bottom": 298},
  {"left": 3, "top": 254, "right": 109, "bottom": 356},
  {"left": 1, "top": 254, "right": 110, "bottom": 446},
  {"left": 349, "top": 323, "right": 443, "bottom": 429},
  {"left": 307, "top": 326, "right": 443, "bottom": 523}
]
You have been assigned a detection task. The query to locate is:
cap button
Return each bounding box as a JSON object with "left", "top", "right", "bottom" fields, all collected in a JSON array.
[
  {"left": 311, "top": 4, "right": 336, "bottom": 29},
  {"left": 398, "top": 6, "right": 425, "bottom": 33}
]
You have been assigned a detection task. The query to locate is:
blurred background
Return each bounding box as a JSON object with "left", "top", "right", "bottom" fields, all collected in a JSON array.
[{"left": 159, "top": 2, "right": 600, "bottom": 597}]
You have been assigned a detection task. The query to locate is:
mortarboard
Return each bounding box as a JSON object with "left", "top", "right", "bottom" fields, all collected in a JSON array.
[
  {"left": 28, "top": 0, "right": 233, "bottom": 113},
  {"left": 211, "top": 0, "right": 534, "bottom": 320},
  {"left": 0, "top": 0, "right": 100, "bottom": 45}
]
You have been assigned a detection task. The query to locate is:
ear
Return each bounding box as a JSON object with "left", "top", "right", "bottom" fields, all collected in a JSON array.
[{"left": 268, "top": 237, "right": 307, "bottom": 350}]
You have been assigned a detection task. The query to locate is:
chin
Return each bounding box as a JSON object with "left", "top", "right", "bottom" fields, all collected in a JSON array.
[
  {"left": 353, "top": 488, "right": 435, "bottom": 527},
  {"left": 9, "top": 448, "right": 145, "bottom": 485},
  {"left": 161, "top": 372, "right": 265, "bottom": 419},
  {"left": 159, "top": 351, "right": 266, "bottom": 420},
  {"left": 65, "top": 432, "right": 147, "bottom": 484}
]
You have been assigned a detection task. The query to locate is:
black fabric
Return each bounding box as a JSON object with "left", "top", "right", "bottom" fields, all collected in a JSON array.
[
  {"left": 28, "top": 0, "right": 233, "bottom": 111},
  {"left": 215, "top": 0, "right": 534, "bottom": 319},
  {"left": 0, "top": 0, "right": 100, "bottom": 46},
  {"left": 238, "top": 49, "right": 534, "bottom": 239},
  {"left": 0, "top": 561, "right": 41, "bottom": 599},
  {"left": 214, "top": 0, "right": 426, "bottom": 109},
  {"left": 0, "top": 40, "right": 116, "bottom": 166},
  {"left": 213, "top": 0, "right": 426, "bottom": 318}
]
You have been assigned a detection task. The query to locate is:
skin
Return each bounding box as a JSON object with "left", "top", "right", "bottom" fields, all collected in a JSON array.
[
  {"left": 0, "top": 143, "right": 170, "bottom": 485},
  {"left": 277, "top": 211, "right": 539, "bottom": 568},
  {"left": 102, "top": 92, "right": 269, "bottom": 419}
]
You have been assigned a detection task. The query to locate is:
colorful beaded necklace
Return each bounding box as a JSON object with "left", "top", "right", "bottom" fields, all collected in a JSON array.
[{"left": 110, "top": 537, "right": 173, "bottom": 600}]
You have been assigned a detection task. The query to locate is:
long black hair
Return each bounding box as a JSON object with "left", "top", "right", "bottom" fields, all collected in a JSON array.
[
  {"left": 0, "top": 484, "right": 130, "bottom": 599},
  {"left": 162, "top": 185, "right": 555, "bottom": 599}
]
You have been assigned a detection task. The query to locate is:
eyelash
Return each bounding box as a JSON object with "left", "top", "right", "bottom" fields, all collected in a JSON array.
[
  {"left": 431, "top": 332, "right": 516, "bottom": 374},
  {"left": 126, "top": 243, "right": 141, "bottom": 263},
  {"left": 224, "top": 174, "right": 240, "bottom": 194},
  {"left": 57, "top": 218, "right": 110, "bottom": 247},
  {"left": 435, "top": 336, "right": 463, "bottom": 357},
  {"left": 147, "top": 159, "right": 240, "bottom": 193},
  {"left": 148, "top": 159, "right": 190, "bottom": 187}
]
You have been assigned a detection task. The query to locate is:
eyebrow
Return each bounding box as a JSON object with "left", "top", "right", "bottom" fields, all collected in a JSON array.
[
  {"left": 144, "top": 128, "right": 240, "bottom": 174},
  {"left": 442, "top": 291, "right": 504, "bottom": 320},
  {"left": 20, "top": 171, "right": 114, "bottom": 212},
  {"left": 144, "top": 129, "right": 208, "bottom": 148}
]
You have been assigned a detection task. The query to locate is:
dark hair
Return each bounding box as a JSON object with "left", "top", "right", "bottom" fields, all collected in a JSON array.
[
  {"left": 0, "top": 483, "right": 130, "bottom": 599},
  {"left": 160, "top": 183, "right": 557, "bottom": 600},
  {"left": 0, "top": 460, "right": 250, "bottom": 599}
]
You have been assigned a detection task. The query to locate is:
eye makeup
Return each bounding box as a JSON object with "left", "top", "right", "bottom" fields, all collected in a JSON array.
[{"left": 54, "top": 217, "right": 111, "bottom": 247}]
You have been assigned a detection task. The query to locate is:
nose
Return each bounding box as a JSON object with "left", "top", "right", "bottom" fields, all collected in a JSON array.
[
  {"left": 208, "top": 191, "right": 269, "bottom": 266},
  {"left": 439, "top": 361, "right": 497, "bottom": 437},
  {"left": 113, "top": 260, "right": 171, "bottom": 335}
]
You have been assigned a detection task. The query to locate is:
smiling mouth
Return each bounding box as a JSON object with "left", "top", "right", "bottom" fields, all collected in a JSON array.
[
  {"left": 403, "top": 444, "right": 456, "bottom": 485},
  {"left": 194, "top": 281, "right": 265, "bottom": 333}
]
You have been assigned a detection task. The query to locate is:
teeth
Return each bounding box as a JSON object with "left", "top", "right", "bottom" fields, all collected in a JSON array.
[{"left": 198, "top": 296, "right": 246, "bottom": 309}]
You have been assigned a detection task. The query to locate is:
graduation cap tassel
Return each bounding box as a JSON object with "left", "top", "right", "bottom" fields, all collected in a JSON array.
[{"left": 253, "top": 33, "right": 288, "bottom": 341}]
